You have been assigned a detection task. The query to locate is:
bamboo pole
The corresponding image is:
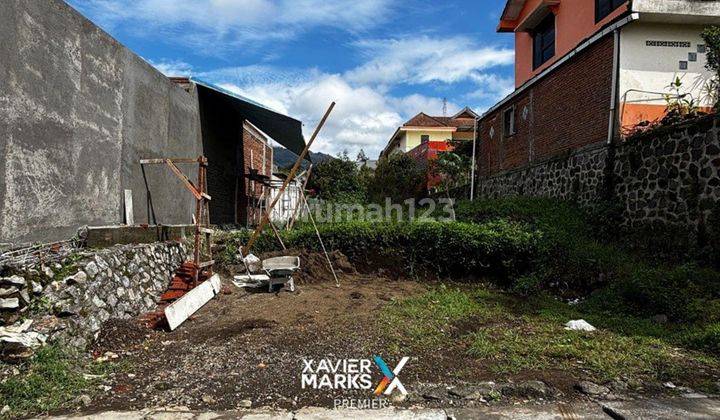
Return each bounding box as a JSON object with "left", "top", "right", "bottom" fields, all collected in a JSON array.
[
  {"left": 300, "top": 189, "right": 339, "bottom": 287},
  {"left": 244, "top": 102, "right": 335, "bottom": 253}
]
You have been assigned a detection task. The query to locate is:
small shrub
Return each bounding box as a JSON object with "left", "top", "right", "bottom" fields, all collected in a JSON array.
[
  {"left": 683, "top": 323, "right": 720, "bottom": 355},
  {"left": 585, "top": 264, "right": 720, "bottom": 323}
]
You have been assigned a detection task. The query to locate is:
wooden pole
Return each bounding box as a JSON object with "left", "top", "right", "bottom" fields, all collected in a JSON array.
[
  {"left": 244, "top": 102, "right": 335, "bottom": 253},
  {"left": 269, "top": 220, "right": 287, "bottom": 250}
]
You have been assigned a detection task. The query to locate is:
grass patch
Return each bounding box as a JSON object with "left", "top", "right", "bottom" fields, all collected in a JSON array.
[
  {"left": 0, "top": 346, "right": 89, "bottom": 416},
  {"left": 0, "top": 346, "right": 127, "bottom": 417},
  {"left": 382, "top": 285, "right": 720, "bottom": 387}
]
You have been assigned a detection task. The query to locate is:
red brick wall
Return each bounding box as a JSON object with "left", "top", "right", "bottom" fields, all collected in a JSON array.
[
  {"left": 239, "top": 124, "right": 273, "bottom": 225},
  {"left": 479, "top": 34, "right": 615, "bottom": 177}
]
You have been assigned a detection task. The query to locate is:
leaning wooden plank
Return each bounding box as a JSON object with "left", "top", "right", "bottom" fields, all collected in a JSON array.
[{"left": 164, "top": 274, "right": 222, "bottom": 331}]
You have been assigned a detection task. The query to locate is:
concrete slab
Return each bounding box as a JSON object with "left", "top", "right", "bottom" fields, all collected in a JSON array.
[
  {"left": 602, "top": 398, "right": 720, "bottom": 419},
  {"left": 36, "top": 398, "right": 720, "bottom": 420},
  {"left": 447, "top": 402, "right": 608, "bottom": 419},
  {"left": 294, "top": 407, "right": 446, "bottom": 419}
]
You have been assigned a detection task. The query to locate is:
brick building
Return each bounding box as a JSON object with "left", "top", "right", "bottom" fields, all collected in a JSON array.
[
  {"left": 479, "top": 0, "right": 720, "bottom": 178},
  {"left": 240, "top": 121, "right": 274, "bottom": 227},
  {"left": 177, "top": 78, "right": 306, "bottom": 227}
]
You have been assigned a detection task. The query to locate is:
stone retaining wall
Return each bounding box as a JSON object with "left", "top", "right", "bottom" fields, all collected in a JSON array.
[
  {"left": 478, "top": 115, "right": 720, "bottom": 228},
  {"left": 0, "top": 241, "right": 187, "bottom": 351},
  {"left": 478, "top": 143, "right": 609, "bottom": 206},
  {"left": 614, "top": 116, "right": 720, "bottom": 227}
]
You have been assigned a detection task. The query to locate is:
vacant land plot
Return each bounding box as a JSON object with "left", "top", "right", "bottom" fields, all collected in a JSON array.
[{"left": 15, "top": 272, "right": 714, "bottom": 417}]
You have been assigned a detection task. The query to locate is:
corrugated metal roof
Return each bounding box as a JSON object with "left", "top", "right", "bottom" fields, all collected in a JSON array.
[
  {"left": 192, "top": 78, "right": 308, "bottom": 160},
  {"left": 190, "top": 77, "right": 291, "bottom": 118}
]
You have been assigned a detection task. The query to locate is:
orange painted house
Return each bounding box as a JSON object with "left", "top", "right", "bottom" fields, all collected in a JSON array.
[{"left": 478, "top": 0, "right": 720, "bottom": 178}]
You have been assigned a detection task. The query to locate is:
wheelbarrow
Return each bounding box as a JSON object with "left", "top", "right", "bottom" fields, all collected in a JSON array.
[{"left": 233, "top": 256, "right": 300, "bottom": 292}]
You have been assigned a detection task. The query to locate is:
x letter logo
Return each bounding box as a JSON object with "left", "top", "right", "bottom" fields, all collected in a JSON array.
[{"left": 373, "top": 356, "right": 410, "bottom": 396}]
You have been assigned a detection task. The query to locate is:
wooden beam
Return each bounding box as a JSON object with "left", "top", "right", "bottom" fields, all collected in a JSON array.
[
  {"left": 269, "top": 221, "right": 286, "bottom": 250},
  {"left": 140, "top": 158, "right": 202, "bottom": 165},
  {"left": 244, "top": 102, "right": 335, "bottom": 253},
  {"left": 165, "top": 160, "right": 202, "bottom": 200},
  {"left": 198, "top": 260, "right": 215, "bottom": 268}
]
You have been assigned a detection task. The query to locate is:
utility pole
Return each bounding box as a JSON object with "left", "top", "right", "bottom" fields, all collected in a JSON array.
[{"left": 470, "top": 117, "right": 477, "bottom": 201}]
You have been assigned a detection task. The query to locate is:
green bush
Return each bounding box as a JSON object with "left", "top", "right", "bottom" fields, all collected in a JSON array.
[
  {"left": 307, "top": 153, "right": 367, "bottom": 203},
  {"left": 369, "top": 154, "right": 427, "bottom": 203},
  {"left": 454, "top": 198, "right": 625, "bottom": 296},
  {"left": 218, "top": 220, "right": 542, "bottom": 281},
  {"left": 585, "top": 264, "right": 720, "bottom": 323},
  {"left": 682, "top": 323, "right": 720, "bottom": 354}
]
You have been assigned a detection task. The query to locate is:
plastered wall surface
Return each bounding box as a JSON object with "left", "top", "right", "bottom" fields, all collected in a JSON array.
[
  {"left": 0, "top": 0, "right": 202, "bottom": 244},
  {"left": 619, "top": 22, "right": 715, "bottom": 127}
]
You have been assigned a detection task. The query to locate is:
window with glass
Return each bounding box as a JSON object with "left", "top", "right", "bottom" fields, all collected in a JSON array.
[
  {"left": 595, "top": 0, "right": 625, "bottom": 22},
  {"left": 503, "top": 106, "right": 516, "bottom": 137},
  {"left": 533, "top": 14, "right": 555, "bottom": 70}
]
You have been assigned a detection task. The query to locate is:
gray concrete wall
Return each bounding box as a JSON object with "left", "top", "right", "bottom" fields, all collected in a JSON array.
[{"left": 0, "top": 0, "right": 202, "bottom": 245}]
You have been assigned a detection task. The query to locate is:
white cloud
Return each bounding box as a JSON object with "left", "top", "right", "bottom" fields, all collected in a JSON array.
[
  {"left": 219, "top": 74, "right": 413, "bottom": 157},
  {"left": 466, "top": 74, "right": 515, "bottom": 103},
  {"left": 148, "top": 59, "right": 194, "bottom": 77},
  {"left": 67, "top": 0, "right": 393, "bottom": 50},
  {"left": 346, "top": 36, "right": 514, "bottom": 86},
  {"left": 130, "top": 28, "right": 514, "bottom": 158}
]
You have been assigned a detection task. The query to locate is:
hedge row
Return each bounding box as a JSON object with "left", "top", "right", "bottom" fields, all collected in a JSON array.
[{"left": 216, "top": 220, "right": 542, "bottom": 281}]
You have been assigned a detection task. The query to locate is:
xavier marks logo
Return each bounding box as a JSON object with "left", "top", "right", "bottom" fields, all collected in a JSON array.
[
  {"left": 301, "top": 356, "right": 410, "bottom": 396},
  {"left": 373, "top": 356, "right": 409, "bottom": 396}
]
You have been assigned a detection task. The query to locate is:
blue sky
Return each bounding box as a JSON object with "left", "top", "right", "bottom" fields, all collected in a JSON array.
[{"left": 66, "top": 0, "right": 515, "bottom": 158}]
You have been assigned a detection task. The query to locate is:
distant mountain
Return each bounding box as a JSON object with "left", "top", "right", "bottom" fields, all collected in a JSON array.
[{"left": 273, "top": 147, "right": 335, "bottom": 169}]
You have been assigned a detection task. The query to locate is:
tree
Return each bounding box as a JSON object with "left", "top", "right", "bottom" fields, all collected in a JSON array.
[
  {"left": 431, "top": 152, "right": 470, "bottom": 196},
  {"left": 701, "top": 26, "right": 720, "bottom": 109},
  {"left": 307, "top": 154, "right": 366, "bottom": 202},
  {"left": 369, "top": 154, "right": 427, "bottom": 203},
  {"left": 356, "top": 149, "right": 369, "bottom": 164}
]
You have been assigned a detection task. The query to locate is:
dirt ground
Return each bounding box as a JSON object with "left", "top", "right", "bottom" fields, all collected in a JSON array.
[
  {"left": 77, "top": 250, "right": 697, "bottom": 414},
  {"left": 88, "top": 270, "right": 434, "bottom": 412}
]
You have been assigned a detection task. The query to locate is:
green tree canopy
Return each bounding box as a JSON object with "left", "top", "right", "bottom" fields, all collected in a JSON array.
[
  {"left": 369, "top": 154, "right": 427, "bottom": 203},
  {"left": 307, "top": 153, "right": 366, "bottom": 202}
]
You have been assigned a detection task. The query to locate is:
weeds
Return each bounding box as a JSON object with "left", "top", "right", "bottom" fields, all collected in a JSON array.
[
  {"left": 0, "top": 346, "right": 90, "bottom": 416},
  {"left": 382, "top": 286, "right": 720, "bottom": 387},
  {"left": 0, "top": 346, "right": 127, "bottom": 417}
]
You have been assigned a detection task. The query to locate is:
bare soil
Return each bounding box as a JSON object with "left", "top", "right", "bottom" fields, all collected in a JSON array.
[
  {"left": 87, "top": 271, "right": 434, "bottom": 412},
  {"left": 75, "top": 251, "right": 706, "bottom": 414}
]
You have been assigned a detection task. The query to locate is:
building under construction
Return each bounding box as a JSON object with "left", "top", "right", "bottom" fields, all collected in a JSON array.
[{"left": 0, "top": 0, "right": 307, "bottom": 246}]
